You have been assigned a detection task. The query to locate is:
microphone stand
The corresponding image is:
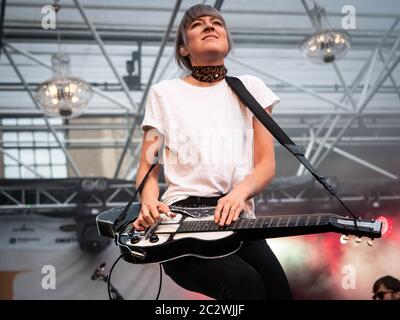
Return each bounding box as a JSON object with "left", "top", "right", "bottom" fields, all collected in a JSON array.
[{"left": 91, "top": 262, "right": 124, "bottom": 300}]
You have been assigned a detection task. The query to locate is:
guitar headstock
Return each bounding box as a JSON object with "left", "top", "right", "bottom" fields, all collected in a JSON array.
[{"left": 329, "top": 215, "right": 382, "bottom": 246}]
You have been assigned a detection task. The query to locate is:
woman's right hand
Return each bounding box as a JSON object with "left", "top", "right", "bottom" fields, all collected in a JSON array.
[{"left": 133, "top": 200, "right": 175, "bottom": 231}]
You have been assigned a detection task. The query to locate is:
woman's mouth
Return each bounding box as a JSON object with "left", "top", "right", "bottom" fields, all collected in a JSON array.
[{"left": 202, "top": 35, "right": 218, "bottom": 40}]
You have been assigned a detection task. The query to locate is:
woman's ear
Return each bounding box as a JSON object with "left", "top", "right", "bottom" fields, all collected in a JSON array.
[{"left": 179, "top": 47, "right": 189, "bottom": 57}]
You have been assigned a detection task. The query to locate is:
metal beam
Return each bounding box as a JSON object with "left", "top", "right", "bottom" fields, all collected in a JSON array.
[
  {"left": 302, "top": 22, "right": 399, "bottom": 175},
  {"left": 306, "top": 18, "right": 400, "bottom": 168},
  {"left": 4, "top": 2, "right": 400, "bottom": 20},
  {"left": 296, "top": 128, "right": 315, "bottom": 176},
  {"left": 0, "top": 0, "right": 6, "bottom": 62},
  {"left": 316, "top": 140, "right": 398, "bottom": 180},
  {"left": 0, "top": 124, "right": 134, "bottom": 131},
  {"left": 228, "top": 57, "right": 352, "bottom": 112},
  {"left": 5, "top": 43, "right": 135, "bottom": 113},
  {"left": 214, "top": 0, "right": 224, "bottom": 11},
  {"left": 315, "top": 42, "right": 400, "bottom": 170},
  {"left": 3, "top": 136, "right": 400, "bottom": 150},
  {"left": 73, "top": 0, "right": 138, "bottom": 112},
  {"left": 302, "top": 50, "right": 373, "bottom": 169},
  {"left": 3, "top": 47, "right": 82, "bottom": 176},
  {"left": 378, "top": 49, "right": 400, "bottom": 101},
  {"left": 332, "top": 62, "right": 357, "bottom": 110},
  {"left": 2, "top": 108, "right": 400, "bottom": 118},
  {"left": 114, "top": 0, "right": 183, "bottom": 178},
  {"left": 2, "top": 81, "right": 400, "bottom": 94}
]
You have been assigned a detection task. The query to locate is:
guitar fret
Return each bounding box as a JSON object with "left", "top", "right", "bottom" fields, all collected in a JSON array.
[
  {"left": 246, "top": 219, "right": 256, "bottom": 229},
  {"left": 237, "top": 218, "right": 245, "bottom": 229},
  {"left": 255, "top": 218, "right": 263, "bottom": 229},
  {"left": 309, "top": 216, "right": 317, "bottom": 226},
  {"left": 178, "top": 214, "right": 332, "bottom": 234},
  {"left": 269, "top": 217, "right": 276, "bottom": 227},
  {"left": 299, "top": 216, "right": 307, "bottom": 226}
]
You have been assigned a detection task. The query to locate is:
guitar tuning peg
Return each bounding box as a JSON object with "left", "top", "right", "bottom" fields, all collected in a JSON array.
[
  {"left": 340, "top": 234, "right": 349, "bottom": 244},
  {"left": 354, "top": 237, "right": 363, "bottom": 244},
  {"left": 367, "top": 238, "right": 374, "bottom": 247}
]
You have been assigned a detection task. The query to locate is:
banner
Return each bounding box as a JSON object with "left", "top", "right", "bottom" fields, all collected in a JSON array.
[{"left": 0, "top": 214, "right": 210, "bottom": 300}]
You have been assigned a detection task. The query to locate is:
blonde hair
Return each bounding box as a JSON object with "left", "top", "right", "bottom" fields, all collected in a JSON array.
[{"left": 175, "top": 4, "right": 232, "bottom": 71}]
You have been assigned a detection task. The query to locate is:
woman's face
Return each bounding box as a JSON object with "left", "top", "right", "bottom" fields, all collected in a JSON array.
[{"left": 181, "top": 15, "right": 229, "bottom": 66}]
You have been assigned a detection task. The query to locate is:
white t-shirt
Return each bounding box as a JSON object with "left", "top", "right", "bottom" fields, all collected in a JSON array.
[{"left": 141, "top": 74, "right": 280, "bottom": 218}]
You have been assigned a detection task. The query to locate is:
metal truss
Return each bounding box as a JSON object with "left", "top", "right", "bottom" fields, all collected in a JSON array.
[
  {"left": 0, "top": 178, "right": 139, "bottom": 213},
  {"left": 0, "top": 1, "right": 399, "bottom": 183},
  {"left": 1, "top": 178, "right": 399, "bottom": 216}
]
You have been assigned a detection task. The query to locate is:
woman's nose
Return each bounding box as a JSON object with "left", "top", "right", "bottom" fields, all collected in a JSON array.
[{"left": 203, "top": 22, "right": 215, "bottom": 32}]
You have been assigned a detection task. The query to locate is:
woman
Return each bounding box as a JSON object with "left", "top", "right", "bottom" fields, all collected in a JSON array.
[{"left": 133, "top": 4, "right": 292, "bottom": 300}]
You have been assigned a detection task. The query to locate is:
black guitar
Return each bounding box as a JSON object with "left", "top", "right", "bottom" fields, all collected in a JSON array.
[{"left": 96, "top": 203, "right": 382, "bottom": 264}]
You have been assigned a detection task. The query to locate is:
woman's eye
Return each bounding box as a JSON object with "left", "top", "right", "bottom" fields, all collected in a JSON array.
[
  {"left": 213, "top": 20, "right": 223, "bottom": 26},
  {"left": 191, "top": 22, "right": 201, "bottom": 28}
]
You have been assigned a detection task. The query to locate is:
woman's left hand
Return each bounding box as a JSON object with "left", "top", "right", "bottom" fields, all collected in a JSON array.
[{"left": 214, "top": 192, "right": 251, "bottom": 226}]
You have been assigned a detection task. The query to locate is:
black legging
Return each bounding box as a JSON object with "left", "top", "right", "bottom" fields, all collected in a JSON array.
[{"left": 162, "top": 196, "right": 292, "bottom": 300}]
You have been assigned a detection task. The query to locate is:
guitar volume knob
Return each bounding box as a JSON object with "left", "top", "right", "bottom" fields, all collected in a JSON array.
[
  {"left": 150, "top": 234, "right": 159, "bottom": 243},
  {"left": 130, "top": 235, "right": 140, "bottom": 244}
]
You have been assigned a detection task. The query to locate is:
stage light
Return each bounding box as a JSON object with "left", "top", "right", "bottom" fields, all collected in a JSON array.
[
  {"left": 36, "top": 3, "right": 92, "bottom": 118},
  {"left": 299, "top": 2, "right": 350, "bottom": 64},
  {"left": 76, "top": 215, "right": 110, "bottom": 254},
  {"left": 376, "top": 215, "right": 393, "bottom": 237},
  {"left": 300, "top": 30, "right": 350, "bottom": 64}
]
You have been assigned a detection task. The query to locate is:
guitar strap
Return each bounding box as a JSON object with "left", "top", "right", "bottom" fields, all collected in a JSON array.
[
  {"left": 113, "top": 142, "right": 164, "bottom": 234},
  {"left": 113, "top": 76, "right": 359, "bottom": 234},
  {"left": 225, "top": 76, "right": 358, "bottom": 225}
]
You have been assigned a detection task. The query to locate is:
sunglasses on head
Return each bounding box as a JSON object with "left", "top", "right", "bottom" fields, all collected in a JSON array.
[{"left": 373, "top": 290, "right": 393, "bottom": 300}]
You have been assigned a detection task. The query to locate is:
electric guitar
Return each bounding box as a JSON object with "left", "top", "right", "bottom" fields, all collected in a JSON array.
[{"left": 96, "top": 203, "right": 382, "bottom": 264}]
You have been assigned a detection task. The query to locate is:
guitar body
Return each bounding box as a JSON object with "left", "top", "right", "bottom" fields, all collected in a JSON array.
[
  {"left": 96, "top": 204, "right": 382, "bottom": 265},
  {"left": 120, "top": 214, "right": 244, "bottom": 264}
]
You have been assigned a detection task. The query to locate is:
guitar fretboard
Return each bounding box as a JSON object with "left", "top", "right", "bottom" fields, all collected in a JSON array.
[{"left": 177, "top": 214, "right": 333, "bottom": 233}]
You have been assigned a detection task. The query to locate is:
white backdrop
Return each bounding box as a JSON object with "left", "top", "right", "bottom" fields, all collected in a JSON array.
[{"left": 0, "top": 214, "right": 211, "bottom": 300}]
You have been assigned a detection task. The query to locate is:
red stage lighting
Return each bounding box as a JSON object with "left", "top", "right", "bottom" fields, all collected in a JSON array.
[{"left": 376, "top": 216, "right": 393, "bottom": 237}]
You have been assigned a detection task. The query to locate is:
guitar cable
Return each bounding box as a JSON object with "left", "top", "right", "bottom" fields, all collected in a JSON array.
[
  {"left": 107, "top": 252, "right": 163, "bottom": 300},
  {"left": 107, "top": 253, "right": 125, "bottom": 300},
  {"left": 156, "top": 264, "right": 163, "bottom": 300},
  {"left": 107, "top": 141, "right": 166, "bottom": 300}
]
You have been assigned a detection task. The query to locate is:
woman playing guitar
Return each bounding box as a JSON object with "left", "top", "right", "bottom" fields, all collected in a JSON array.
[{"left": 133, "top": 4, "right": 292, "bottom": 300}]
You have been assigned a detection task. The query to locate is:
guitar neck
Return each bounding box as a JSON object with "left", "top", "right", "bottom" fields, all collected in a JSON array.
[{"left": 177, "top": 214, "right": 335, "bottom": 239}]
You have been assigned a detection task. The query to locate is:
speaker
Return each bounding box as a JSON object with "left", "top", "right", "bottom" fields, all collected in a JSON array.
[{"left": 76, "top": 215, "right": 110, "bottom": 254}]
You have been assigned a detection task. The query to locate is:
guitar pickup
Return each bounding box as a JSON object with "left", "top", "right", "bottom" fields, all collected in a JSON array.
[{"left": 170, "top": 207, "right": 197, "bottom": 218}]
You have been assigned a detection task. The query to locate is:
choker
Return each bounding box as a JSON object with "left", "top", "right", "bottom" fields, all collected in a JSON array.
[{"left": 191, "top": 65, "right": 227, "bottom": 83}]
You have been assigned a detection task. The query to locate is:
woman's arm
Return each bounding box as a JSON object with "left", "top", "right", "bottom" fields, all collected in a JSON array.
[
  {"left": 214, "top": 108, "right": 275, "bottom": 226},
  {"left": 133, "top": 128, "right": 172, "bottom": 231},
  {"left": 234, "top": 108, "right": 276, "bottom": 199},
  {"left": 135, "top": 129, "right": 163, "bottom": 202}
]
